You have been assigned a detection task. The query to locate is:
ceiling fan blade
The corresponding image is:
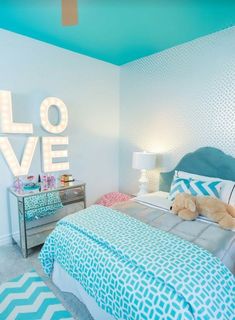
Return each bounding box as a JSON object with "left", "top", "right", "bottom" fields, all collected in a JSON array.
[{"left": 62, "top": 0, "right": 78, "bottom": 26}]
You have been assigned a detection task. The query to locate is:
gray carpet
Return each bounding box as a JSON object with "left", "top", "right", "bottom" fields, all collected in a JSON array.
[{"left": 0, "top": 243, "right": 94, "bottom": 320}]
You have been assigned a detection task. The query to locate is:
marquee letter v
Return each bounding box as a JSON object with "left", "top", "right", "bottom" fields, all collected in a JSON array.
[{"left": 0, "top": 137, "right": 38, "bottom": 176}]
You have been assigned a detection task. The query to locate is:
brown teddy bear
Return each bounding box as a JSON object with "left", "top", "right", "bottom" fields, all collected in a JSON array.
[{"left": 171, "top": 193, "right": 235, "bottom": 230}]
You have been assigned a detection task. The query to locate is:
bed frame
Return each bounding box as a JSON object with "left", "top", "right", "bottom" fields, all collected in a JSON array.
[{"left": 159, "top": 147, "right": 235, "bottom": 192}]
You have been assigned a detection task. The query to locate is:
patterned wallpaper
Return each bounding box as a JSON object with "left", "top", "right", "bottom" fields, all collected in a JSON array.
[{"left": 119, "top": 27, "right": 235, "bottom": 194}]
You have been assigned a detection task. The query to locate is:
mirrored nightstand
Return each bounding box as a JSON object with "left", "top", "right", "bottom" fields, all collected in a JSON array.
[{"left": 8, "top": 181, "right": 86, "bottom": 258}]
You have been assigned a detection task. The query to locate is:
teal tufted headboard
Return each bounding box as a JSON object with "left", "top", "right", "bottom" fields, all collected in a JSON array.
[{"left": 159, "top": 147, "right": 235, "bottom": 192}]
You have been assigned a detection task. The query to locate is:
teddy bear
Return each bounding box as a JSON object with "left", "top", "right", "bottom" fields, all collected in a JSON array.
[{"left": 171, "top": 193, "right": 235, "bottom": 230}]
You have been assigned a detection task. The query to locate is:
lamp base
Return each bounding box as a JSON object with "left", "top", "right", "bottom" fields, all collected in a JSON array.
[{"left": 137, "top": 169, "right": 149, "bottom": 196}]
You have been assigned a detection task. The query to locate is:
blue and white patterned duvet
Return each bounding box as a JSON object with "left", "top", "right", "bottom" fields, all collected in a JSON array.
[{"left": 39, "top": 205, "right": 235, "bottom": 320}]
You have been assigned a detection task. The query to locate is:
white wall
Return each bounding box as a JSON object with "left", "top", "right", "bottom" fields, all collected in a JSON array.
[
  {"left": 0, "top": 30, "right": 119, "bottom": 245},
  {"left": 120, "top": 27, "right": 235, "bottom": 194}
]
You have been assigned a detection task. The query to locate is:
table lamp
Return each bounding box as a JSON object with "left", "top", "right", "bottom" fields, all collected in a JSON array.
[{"left": 132, "top": 151, "right": 156, "bottom": 196}]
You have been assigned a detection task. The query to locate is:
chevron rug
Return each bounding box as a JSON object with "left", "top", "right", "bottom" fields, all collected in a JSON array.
[{"left": 0, "top": 271, "right": 73, "bottom": 320}]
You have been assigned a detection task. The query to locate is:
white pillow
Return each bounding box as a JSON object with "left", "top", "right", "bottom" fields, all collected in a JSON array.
[
  {"left": 228, "top": 186, "right": 235, "bottom": 206},
  {"left": 134, "top": 191, "right": 172, "bottom": 211},
  {"left": 175, "top": 171, "right": 235, "bottom": 205}
]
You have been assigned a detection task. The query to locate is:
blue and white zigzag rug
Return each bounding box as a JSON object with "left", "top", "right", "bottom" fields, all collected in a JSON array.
[{"left": 0, "top": 271, "right": 73, "bottom": 320}]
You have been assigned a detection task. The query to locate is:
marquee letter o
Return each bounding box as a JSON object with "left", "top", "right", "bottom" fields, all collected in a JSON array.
[{"left": 40, "top": 97, "right": 68, "bottom": 134}]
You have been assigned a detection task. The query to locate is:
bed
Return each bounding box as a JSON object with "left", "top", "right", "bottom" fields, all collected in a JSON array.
[{"left": 39, "top": 147, "right": 235, "bottom": 320}]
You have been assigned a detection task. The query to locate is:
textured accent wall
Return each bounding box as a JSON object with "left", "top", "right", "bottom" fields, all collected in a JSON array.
[{"left": 119, "top": 27, "right": 235, "bottom": 194}]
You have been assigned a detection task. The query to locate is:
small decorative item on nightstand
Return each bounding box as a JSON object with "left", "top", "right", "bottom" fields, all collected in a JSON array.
[
  {"left": 13, "top": 177, "right": 23, "bottom": 193},
  {"left": 132, "top": 151, "right": 156, "bottom": 196}
]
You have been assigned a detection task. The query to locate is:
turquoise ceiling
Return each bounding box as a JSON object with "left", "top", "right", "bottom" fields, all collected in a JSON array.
[{"left": 0, "top": 1, "right": 234, "bottom": 65}]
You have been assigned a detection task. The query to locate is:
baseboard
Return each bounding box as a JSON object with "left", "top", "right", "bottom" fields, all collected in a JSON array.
[{"left": 0, "top": 233, "right": 12, "bottom": 246}]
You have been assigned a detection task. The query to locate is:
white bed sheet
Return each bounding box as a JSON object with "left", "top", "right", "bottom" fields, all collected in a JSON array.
[{"left": 52, "top": 261, "right": 115, "bottom": 320}]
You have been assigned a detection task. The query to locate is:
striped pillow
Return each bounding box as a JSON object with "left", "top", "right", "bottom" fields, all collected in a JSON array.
[
  {"left": 176, "top": 170, "right": 235, "bottom": 204},
  {"left": 189, "top": 179, "right": 222, "bottom": 199},
  {"left": 168, "top": 178, "right": 190, "bottom": 201}
]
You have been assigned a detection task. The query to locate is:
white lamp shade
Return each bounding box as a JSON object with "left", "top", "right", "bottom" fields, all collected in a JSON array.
[{"left": 132, "top": 151, "right": 156, "bottom": 170}]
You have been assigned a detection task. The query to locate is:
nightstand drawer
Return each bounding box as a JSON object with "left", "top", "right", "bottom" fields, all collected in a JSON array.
[{"left": 59, "top": 187, "right": 85, "bottom": 204}]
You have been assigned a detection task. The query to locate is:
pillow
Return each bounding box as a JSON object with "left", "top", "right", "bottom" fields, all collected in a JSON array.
[
  {"left": 176, "top": 170, "right": 219, "bottom": 182},
  {"left": 168, "top": 177, "right": 190, "bottom": 201},
  {"left": 134, "top": 191, "right": 171, "bottom": 211},
  {"left": 228, "top": 185, "right": 235, "bottom": 206},
  {"left": 189, "top": 179, "right": 222, "bottom": 198},
  {"left": 96, "top": 192, "right": 131, "bottom": 207},
  {"left": 175, "top": 170, "right": 235, "bottom": 205}
]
